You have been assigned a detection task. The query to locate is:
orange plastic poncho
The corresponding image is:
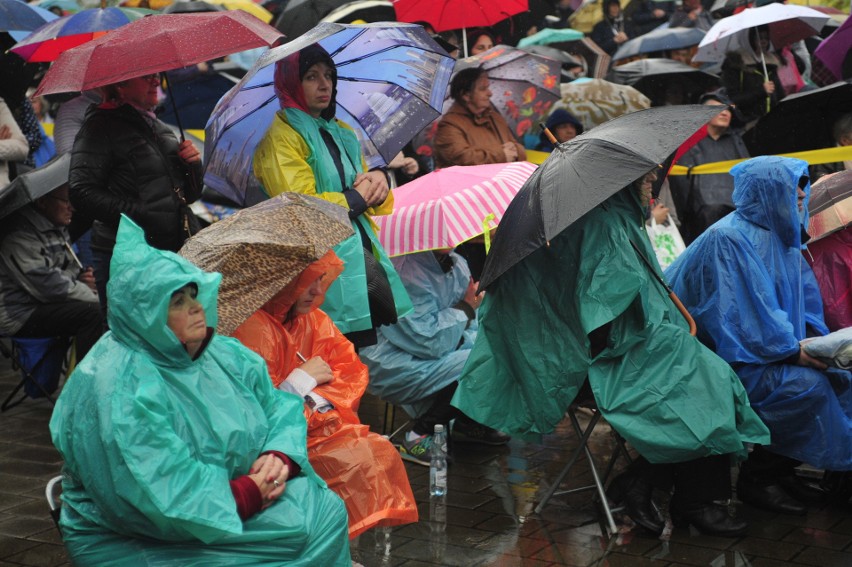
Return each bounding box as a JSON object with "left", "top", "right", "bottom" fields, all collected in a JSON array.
[{"left": 233, "top": 252, "right": 418, "bottom": 538}]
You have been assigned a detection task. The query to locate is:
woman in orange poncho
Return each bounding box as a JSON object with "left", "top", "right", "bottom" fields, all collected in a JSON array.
[{"left": 233, "top": 251, "right": 418, "bottom": 538}]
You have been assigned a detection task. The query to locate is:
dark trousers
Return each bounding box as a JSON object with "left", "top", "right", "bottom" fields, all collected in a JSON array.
[
  {"left": 632, "top": 454, "right": 733, "bottom": 509},
  {"left": 15, "top": 301, "right": 104, "bottom": 360},
  {"left": 412, "top": 382, "right": 465, "bottom": 435},
  {"left": 92, "top": 247, "right": 112, "bottom": 328},
  {"left": 739, "top": 445, "right": 800, "bottom": 484}
]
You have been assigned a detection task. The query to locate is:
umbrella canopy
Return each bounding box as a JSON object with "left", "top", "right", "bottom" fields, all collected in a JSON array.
[
  {"left": 814, "top": 15, "right": 851, "bottom": 82},
  {"left": 516, "top": 26, "right": 584, "bottom": 48},
  {"left": 320, "top": 0, "right": 395, "bottom": 24},
  {"left": 374, "top": 161, "right": 538, "bottom": 256},
  {"left": 0, "top": 0, "right": 57, "bottom": 32},
  {"left": 163, "top": 1, "right": 227, "bottom": 13},
  {"left": 33, "top": 0, "right": 82, "bottom": 15},
  {"left": 203, "top": 22, "right": 454, "bottom": 207},
  {"left": 34, "top": 11, "right": 282, "bottom": 96},
  {"left": 608, "top": 58, "right": 719, "bottom": 104},
  {"left": 743, "top": 80, "right": 852, "bottom": 156},
  {"left": 392, "top": 0, "right": 528, "bottom": 33},
  {"left": 694, "top": 3, "right": 830, "bottom": 63},
  {"left": 478, "top": 104, "right": 724, "bottom": 290},
  {"left": 204, "top": 0, "right": 273, "bottom": 23},
  {"left": 178, "top": 192, "right": 353, "bottom": 336},
  {"left": 10, "top": 7, "right": 155, "bottom": 62},
  {"left": 809, "top": 170, "right": 852, "bottom": 242},
  {"left": 540, "top": 36, "right": 610, "bottom": 79},
  {"left": 454, "top": 44, "right": 561, "bottom": 139},
  {"left": 613, "top": 26, "right": 705, "bottom": 61},
  {"left": 0, "top": 154, "right": 70, "bottom": 220},
  {"left": 519, "top": 44, "right": 586, "bottom": 80},
  {"left": 551, "top": 78, "right": 650, "bottom": 132},
  {"left": 274, "top": 0, "right": 346, "bottom": 41}
]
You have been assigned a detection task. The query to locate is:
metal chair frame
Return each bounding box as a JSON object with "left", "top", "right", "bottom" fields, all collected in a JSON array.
[{"left": 0, "top": 336, "right": 68, "bottom": 412}]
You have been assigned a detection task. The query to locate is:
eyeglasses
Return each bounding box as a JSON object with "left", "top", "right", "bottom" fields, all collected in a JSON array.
[{"left": 47, "top": 195, "right": 71, "bottom": 204}]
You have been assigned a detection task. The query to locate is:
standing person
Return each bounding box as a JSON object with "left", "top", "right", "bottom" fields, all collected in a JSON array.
[
  {"left": 233, "top": 252, "right": 419, "bottom": 538},
  {"left": 50, "top": 217, "right": 350, "bottom": 565},
  {"left": 433, "top": 67, "right": 526, "bottom": 168},
  {"left": 69, "top": 73, "right": 202, "bottom": 317},
  {"left": 668, "top": 0, "right": 715, "bottom": 31},
  {"left": 452, "top": 169, "right": 770, "bottom": 536},
  {"left": 360, "top": 249, "right": 509, "bottom": 465},
  {"left": 668, "top": 91, "right": 750, "bottom": 244},
  {"left": 811, "top": 112, "right": 852, "bottom": 182},
  {"left": 0, "top": 97, "right": 28, "bottom": 185},
  {"left": 666, "top": 157, "right": 852, "bottom": 515},
  {"left": 0, "top": 184, "right": 102, "bottom": 360},
  {"left": 253, "top": 44, "right": 412, "bottom": 350},
  {"left": 591, "top": 0, "right": 631, "bottom": 57},
  {"left": 628, "top": 0, "right": 674, "bottom": 37},
  {"left": 720, "top": 26, "right": 785, "bottom": 127}
]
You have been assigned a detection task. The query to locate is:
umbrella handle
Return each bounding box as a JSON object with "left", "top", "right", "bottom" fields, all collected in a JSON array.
[
  {"left": 163, "top": 73, "right": 186, "bottom": 143},
  {"left": 668, "top": 290, "right": 697, "bottom": 337},
  {"left": 539, "top": 123, "right": 557, "bottom": 145}
]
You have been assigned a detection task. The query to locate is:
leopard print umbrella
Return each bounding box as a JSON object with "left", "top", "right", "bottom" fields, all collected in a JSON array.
[{"left": 179, "top": 193, "right": 353, "bottom": 336}]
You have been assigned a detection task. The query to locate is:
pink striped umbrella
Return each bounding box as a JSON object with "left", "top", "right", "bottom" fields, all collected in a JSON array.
[{"left": 375, "top": 161, "right": 538, "bottom": 257}]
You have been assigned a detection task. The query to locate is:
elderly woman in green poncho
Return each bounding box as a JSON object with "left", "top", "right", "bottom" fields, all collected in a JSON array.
[
  {"left": 49, "top": 216, "right": 350, "bottom": 566},
  {"left": 253, "top": 44, "right": 411, "bottom": 349}
]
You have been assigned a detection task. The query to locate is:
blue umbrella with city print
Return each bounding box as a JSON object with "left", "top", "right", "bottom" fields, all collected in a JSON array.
[{"left": 203, "top": 21, "right": 454, "bottom": 207}]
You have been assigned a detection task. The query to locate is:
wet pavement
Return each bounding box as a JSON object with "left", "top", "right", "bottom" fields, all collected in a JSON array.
[{"left": 1, "top": 360, "right": 851, "bottom": 567}]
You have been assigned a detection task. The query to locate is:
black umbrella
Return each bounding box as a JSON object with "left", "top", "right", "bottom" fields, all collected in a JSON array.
[
  {"left": 274, "top": 0, "right": 346, "bottom": 41},
  {"left": 479, "top": 104, "right": 724, "bottom": 291},
  {"left": 744, "top": 80, "right": 852, "bottom": 156},
  {"left": 608, "top": 58, "right": 719, "bottom": 105},
  {"left": 0, "top": 154, "right": 70, "bottom": 220},
  {"left": 163, "top": 1, "right": 226, "bottom": 13}
]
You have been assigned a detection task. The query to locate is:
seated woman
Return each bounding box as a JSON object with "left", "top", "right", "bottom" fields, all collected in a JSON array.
[
  {"left": 49, "top": 217, "right": 350, "bottom": 566},
  {"left": 232, "top": 252, "right": 418, "bottom": 538}
]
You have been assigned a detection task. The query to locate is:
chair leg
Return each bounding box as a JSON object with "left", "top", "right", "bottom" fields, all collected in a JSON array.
[
  {"left": 1, "top": 339, "right": 61, "bottom": 412},
  {"left": 569, "top": 410, "right": 619, "bottom": 535}
]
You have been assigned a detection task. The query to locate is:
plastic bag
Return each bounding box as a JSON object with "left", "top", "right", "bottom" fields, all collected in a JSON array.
[{"left": 647, "top": 214, "right": 685, "bottom": 270}]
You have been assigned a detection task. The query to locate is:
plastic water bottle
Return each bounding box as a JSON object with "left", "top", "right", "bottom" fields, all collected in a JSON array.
[{"left": 429, "top": 424, "right": 448, "bottom": 497}]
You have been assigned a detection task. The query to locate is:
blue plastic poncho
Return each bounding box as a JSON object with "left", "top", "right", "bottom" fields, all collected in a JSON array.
[
  {"left": 666, "top": 156, "right": 852, "bottom": 470},
  {"left": 49, "top": 217, "right": 350, "bottom": 565},
  {"left": 452, "top": 186, "right": 769, "bottom": 463},
  {"left": 360, "top": 251, "right": 476, "bottom": 418}
]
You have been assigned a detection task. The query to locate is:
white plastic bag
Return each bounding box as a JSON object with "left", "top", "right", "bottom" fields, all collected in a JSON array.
[{"left": 647, "top": 214, "right": 685, "bottom": 270}]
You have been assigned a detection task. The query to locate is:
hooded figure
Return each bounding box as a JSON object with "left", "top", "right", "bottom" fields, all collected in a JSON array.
[
  {"left": 50, "top": 217, "right": 350, "bottom": 566},
  {"left": 536, "top": 109, "right": 584, "bottom": 152},
  {"left": 232, "top": 251, "right": 418, "bottom": 538},
  {"left": 666, "top": 156, "right": 852, "bottom": 472},
  {"left": 253, "top": 44, "right": 412, "bottom": 347},
  {"left": 452, "top": 178, "right": 769, "bottom": 463}
]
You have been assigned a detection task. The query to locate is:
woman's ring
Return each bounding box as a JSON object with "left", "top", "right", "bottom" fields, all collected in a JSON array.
[{"left": 273, "top": 480, "right": 281, "bottom": 488}]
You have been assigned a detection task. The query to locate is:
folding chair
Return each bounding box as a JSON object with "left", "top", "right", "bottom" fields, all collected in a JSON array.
[
  {"left": 534, "top": 400, "right": 633, "bottom": 535},
  {"left": 381, "top": 401, "right": 410, "bottom": 444},
  {"left": 1, "top": 336, "right": 69, "bottom": 412},
  {"left": 45, "top": 475, "right": 63, "bottom": 534}
]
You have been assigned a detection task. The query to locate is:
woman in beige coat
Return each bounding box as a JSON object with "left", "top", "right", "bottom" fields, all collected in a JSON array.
[{"left": 0, "top": 97, "right": 29, "bottom": 186}]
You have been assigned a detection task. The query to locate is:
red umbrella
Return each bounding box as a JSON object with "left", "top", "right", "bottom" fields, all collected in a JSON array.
[
  {"left": 34, "top": 11, "right": 282, "bottom": 97},
  {"left": 392, "top": 0, "right": 528, "bottom": 33}
]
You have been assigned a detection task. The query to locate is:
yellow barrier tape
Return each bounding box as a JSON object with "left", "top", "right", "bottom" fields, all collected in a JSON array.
[
  {"left": 526, "top": 149, "right": 549, "bottom": 165},
  {"left": 669, "top": 146, "right": 852, "bottom": 176},
  {"left": 482, "top": 213, "right": 496, "bottom": 254},
  {"left": 186, "top": 129, "right": 206, "bottom": 142}
]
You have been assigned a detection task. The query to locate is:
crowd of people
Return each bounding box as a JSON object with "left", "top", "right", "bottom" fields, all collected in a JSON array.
[{"left": 0, "top": 0, "right": 851, "bottom": 563}]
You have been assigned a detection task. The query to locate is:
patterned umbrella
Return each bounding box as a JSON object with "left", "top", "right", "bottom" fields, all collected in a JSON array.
[
  {"left": 178, "top": 193, "right": 353, "bottom": 336},
  {"left": 203, "top": 22, "right": 454, "bottom": 207},
  {"left": 10, "top": 7, "right": 155, "bottom": 62},
  {"left": 374, "top": 161, "right": 538, "bottom": 256},
  {"left": 808, "top": 170, "right": 852, "bottom": 242},
  {"left": 552, "top": 78, "right": 650, "bottom": 132},
  {"left": 542, "top": 36, "right": 611, "bottom": 79},
  {"left": 454, "top": 44, "right": 561, "bottom": 139},
  {"left": 516, "top": 26, "right": 584, "bottom": 48}
]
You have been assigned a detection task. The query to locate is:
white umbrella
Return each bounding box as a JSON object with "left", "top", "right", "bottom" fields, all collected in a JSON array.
[{"left": 694, "top": 3, "right": 829, "bottom": 65}]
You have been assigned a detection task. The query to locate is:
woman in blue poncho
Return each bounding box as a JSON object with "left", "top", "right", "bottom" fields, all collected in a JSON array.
[
  {"left": 49, "top": 216, "right": 350, "bottom": 566},
  {"left": 666, "top": 156, "right": 852, "bottom": 516}
]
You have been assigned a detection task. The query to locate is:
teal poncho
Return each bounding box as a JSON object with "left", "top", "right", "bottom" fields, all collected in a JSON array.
[
  {"left": 50, "top": 217, "right": 350, "bottom": 565},
  {"left": 453, "top": 187, "right": 770, "bottom": 463}
]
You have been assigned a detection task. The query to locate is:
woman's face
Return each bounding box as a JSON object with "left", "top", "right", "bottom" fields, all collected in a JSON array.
[
  {"left": 553, "top": 123, "right": 578, "bottom": 143},
  {"left": 118, "top": 74, "right": 160, "bottom": 110},
  {"left": 635, "top": 170, "right": 658, "bottom": 207},
  {"left": 167, "top": 285, "right": 207, "bottom": 352},
  {"left": 293, "top": 275, "right": 325, "bottom": 316},
  {"left": 471, "top": 34, "right": 493, "bottom": 55},
  {"left": 462, "top": 75, "right": 492, "bottom": 116},
  {"left": 301, "top": 62, "right": 334, "bottom": 118}
]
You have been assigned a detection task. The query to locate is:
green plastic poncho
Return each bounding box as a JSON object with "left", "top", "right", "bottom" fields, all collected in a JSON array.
[
  {"left": 49, "top": 217, "right": 350, "bottom": 566},
  {"left": 452, "top": 187, "right": 770, "bottom": 463}
]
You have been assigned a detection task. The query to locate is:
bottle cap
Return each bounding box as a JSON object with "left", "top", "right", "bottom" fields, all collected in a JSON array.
[{"left": 434, "top": 424, "right": 444, "bottom": 433}]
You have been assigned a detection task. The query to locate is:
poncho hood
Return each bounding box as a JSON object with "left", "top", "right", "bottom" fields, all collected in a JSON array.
[
  {"left": 731, "top": 156, "right": 810, "bottom": 248},
  {"left": 106, "top": 216, "right": 222, "bottom": 368},
  {"left": 262, "top": 250, "right": 343, "bottom": 323}
]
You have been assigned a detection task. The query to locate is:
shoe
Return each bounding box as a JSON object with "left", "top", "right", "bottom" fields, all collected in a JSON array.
[
  {"left": 399, "top": 433, "right": 433, "bottom": 466},
  {"left": 671, "top": 503, "right": 748, "bottom": 537},
  {"left": 607, "top": 472, "right": 664, "bottom": 535},
  {"left": 778, "top": 475, "right": 827, "bottom": 506},
  {"left": 452, "top": 419, "right": 510, "bottom": 446},
  {"left": 736, "top": 479, "right": 807, "bottom": 516}
]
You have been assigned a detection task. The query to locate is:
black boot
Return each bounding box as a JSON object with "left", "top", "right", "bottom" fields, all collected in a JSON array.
[
  {"left": 607, "top": 471, "right": 664, "bottom": 535},
  {"left": 670, "top": 502, "right": 748, "bottom": 537},
  {"left": 736, "top": 477, "right": 807, "bottom": 516}
]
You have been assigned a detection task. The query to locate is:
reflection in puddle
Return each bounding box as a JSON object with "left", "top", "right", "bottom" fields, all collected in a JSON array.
[{"left": 429, "top": 496, "right": 447, "bottom": 563}]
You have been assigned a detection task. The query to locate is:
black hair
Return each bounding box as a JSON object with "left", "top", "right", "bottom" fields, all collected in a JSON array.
[{"left": 450, "top": 67, "right": 487, "bottom": 101}]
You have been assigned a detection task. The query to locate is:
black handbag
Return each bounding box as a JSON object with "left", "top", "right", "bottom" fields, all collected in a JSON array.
[{"left": 362, "top": 245, "right": 398, "bottom": 327}]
